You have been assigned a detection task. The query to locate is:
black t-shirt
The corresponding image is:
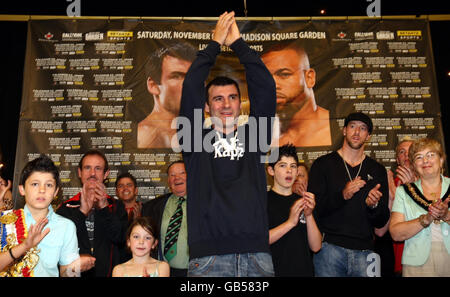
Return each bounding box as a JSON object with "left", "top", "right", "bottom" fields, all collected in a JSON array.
[
  {"left": 267, "top": 190, "right": 314, "bottom": 277},
  {"left": 308, "top": 151, "right": 390, "bottom": 250}
]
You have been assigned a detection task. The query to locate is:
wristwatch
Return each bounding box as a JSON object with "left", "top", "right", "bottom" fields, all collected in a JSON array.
[{"left": 418, "top": 214, "right": 431, "bottom": 228}]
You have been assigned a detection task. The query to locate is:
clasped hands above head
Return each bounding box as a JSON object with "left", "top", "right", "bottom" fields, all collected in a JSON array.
[{"left": 212, "top": 11, "right": 240, "bottom": 46}]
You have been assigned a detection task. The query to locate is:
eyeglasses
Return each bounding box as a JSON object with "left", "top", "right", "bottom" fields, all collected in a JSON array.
[{"left": 413, "top": 151, "right": 438, "bottom": 163}]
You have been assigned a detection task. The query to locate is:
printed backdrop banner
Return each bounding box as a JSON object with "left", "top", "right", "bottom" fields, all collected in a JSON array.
[{"left": 13, "top": 18, "right": 444, "bottom": 206}]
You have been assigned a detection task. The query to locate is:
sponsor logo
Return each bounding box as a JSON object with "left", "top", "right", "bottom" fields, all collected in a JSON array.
[
  {"left": 85, "top": 32, "right": 104, "bottom": 41},
  {"left": 376, "top": 31, "right": 394, "bottom": 40},
  {"left": 354, "top": 32, "right": 374, "bottom": 40},
  {"left": 337, "top": 32, "right": 347, "bottom": 39},
  {"left": 38, "top": 32, "right": 58, "bottom": 43},
  {"left": 107, "top": 31, "right": 133, "bottom": 41},
  {"left": 397, "top": 30, "right": 422, "bottom": 40},
  {"left": 62, "top": 32, "right": 83, "bottom": 41},
  {"left": 44, "top": 32, "right": 54, "bottom": 40},
  {"left": 332, "top": 31, "right": 351, "bottom": 42}
]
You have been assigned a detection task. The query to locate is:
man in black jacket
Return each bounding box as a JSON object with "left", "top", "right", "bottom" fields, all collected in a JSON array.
[
  {"left": 177, "top": 12, "right": 276, "bottom": 276},
  {"left": 142, "top": 160, "right": 188, "bottom": 277},
  {"left": 309, "top": 112, "right": 390, "bottom": 277},
  {"left": 57, "top": 149, "right": 127, "bottom": 277}
]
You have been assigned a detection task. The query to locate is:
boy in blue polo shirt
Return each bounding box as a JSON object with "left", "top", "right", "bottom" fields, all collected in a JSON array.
[{"left": 0, "top": 155, "right": 93, "bottom": 276}]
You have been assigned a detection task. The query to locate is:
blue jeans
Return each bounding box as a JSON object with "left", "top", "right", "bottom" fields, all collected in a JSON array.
[
  {"left": 188, "top": 252, "right": 274, "bottom": 277},
  {"left": 314, "top": 242, "right": 380, "bottom": 277}
]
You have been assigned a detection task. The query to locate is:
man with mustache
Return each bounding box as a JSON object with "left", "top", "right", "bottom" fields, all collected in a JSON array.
[
  {"left": 57, "top": 149, "right": 128, "bottom": 277},
  {"left": 261, "top": 42, "right": 331, "bottom": 147},
  {"left": 308, "top": 112, "right": 390, "bottom": 276}
]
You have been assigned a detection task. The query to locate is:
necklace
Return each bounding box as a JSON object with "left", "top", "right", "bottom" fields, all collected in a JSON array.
[
  {"left": 423, "top": 181, "right": 442, "bottom": 224},
  {"left": 342, "top": 156, "right": 364, "bottom": 181}
]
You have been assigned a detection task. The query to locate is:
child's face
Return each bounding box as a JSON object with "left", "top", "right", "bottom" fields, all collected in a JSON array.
[
  {"left": 19, "top": 171, "right": 58, "bottom": 212},
  {"left": 270, "top": 156, "right": 298, "bottom": 189},
  {"left": 127, "top": 225, "right": 157, "bottom": 257}
]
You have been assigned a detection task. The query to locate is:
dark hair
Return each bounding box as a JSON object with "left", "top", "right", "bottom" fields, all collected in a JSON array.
[
  {"left": 344, "top": 112, "right": 373, "bottom": 134},
  {"left": 78, "top": 149, "right": 109, "bottom": 173},
  {"left": 19, "top": 154, "right": 60, "bottom": 188},
  {"left": 205, "top": 76, "right": 241, "bottom": 105},
  {"left": 298, "top": 163, "right": 309, "bottom": 172},
  {"left": 115, "top": 171, "right": 137, "bottom": 188},
  {"left": 166, "top": 160, "right": 185, "bottom": 174},
  {"left": 268, "top": 143, "right": 298, "bottom": 168},
  {"left": 145, "top": 42, "right": 197, "bottom": 84},
  {"left": 127, "top": 216, "right": 159, "bottom": 242}
]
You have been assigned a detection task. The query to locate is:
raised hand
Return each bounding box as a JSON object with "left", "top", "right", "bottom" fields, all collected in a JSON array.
[
  {"left": 287, "top": 198, "right": 304, "bottom": 227},
  {"left": 365, "top": 184, "right": 382, "bottom": 208},
  {"left": 24, "top": 217, "right": 50, "bottom": 250},
  {"left": 429, "top": 197, "right": 449, "bottom": 221},
  {"left": 396, "top": 165, "right": 416, "bottom": 184},
  {"left": 224, "top": 16, "right": 240, "bottom": 46},
  {"left": 212, "top": 11, "right": 235, "bottom": 45},
  {"left": 342, "top": 176, "right": 366, "bottom": 200},
  {"left": 92, "top": 181, "right": 109, "bottom": 209},
  {"left": 302, "top": 192, "right": 316, "bottom": 217},
  {"left": 292, "top": 178, "right": 307, "bottom": 197},
  {"left": 80, "top": 181, "right": 95, "bottom": 215}
]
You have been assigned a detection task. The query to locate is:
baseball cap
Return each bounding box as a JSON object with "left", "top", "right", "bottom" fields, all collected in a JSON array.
[{"left": 344, "top": 112, "right": 373, "bottom": 134}]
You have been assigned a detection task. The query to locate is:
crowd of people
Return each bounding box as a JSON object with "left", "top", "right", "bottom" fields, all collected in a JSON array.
[{"left": 0, "top": 12, "right": 449, "bottom": 277}]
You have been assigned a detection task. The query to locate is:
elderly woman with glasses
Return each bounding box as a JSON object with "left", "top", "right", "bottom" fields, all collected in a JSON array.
[{"left": 389, "top": 138, "right": 450, "bottom": 276}]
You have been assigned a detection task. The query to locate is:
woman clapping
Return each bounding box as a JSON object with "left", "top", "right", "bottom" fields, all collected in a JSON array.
[{"left": 389, "top": 138, "right": 450, "bottom": 276}]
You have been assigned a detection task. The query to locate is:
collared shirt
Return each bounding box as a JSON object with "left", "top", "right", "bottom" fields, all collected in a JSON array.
[
  {"left": 24, "top": 205, "right": 79, "bottom": 277},
  {"left": 160, "top": 194, "right": 188, "bottom": 269},
  {"left": 392, "top": 175, "right": 450, "bottom": 266}
]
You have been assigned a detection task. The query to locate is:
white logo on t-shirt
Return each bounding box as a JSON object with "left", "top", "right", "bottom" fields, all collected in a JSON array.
[{"left": 212, "top": 131, "right": 244, "bottom": 160}]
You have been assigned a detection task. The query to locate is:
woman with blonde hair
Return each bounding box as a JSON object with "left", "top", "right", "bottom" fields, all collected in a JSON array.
[{"left": 389, "top": 138, "right": 450, "bottom": 276}]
